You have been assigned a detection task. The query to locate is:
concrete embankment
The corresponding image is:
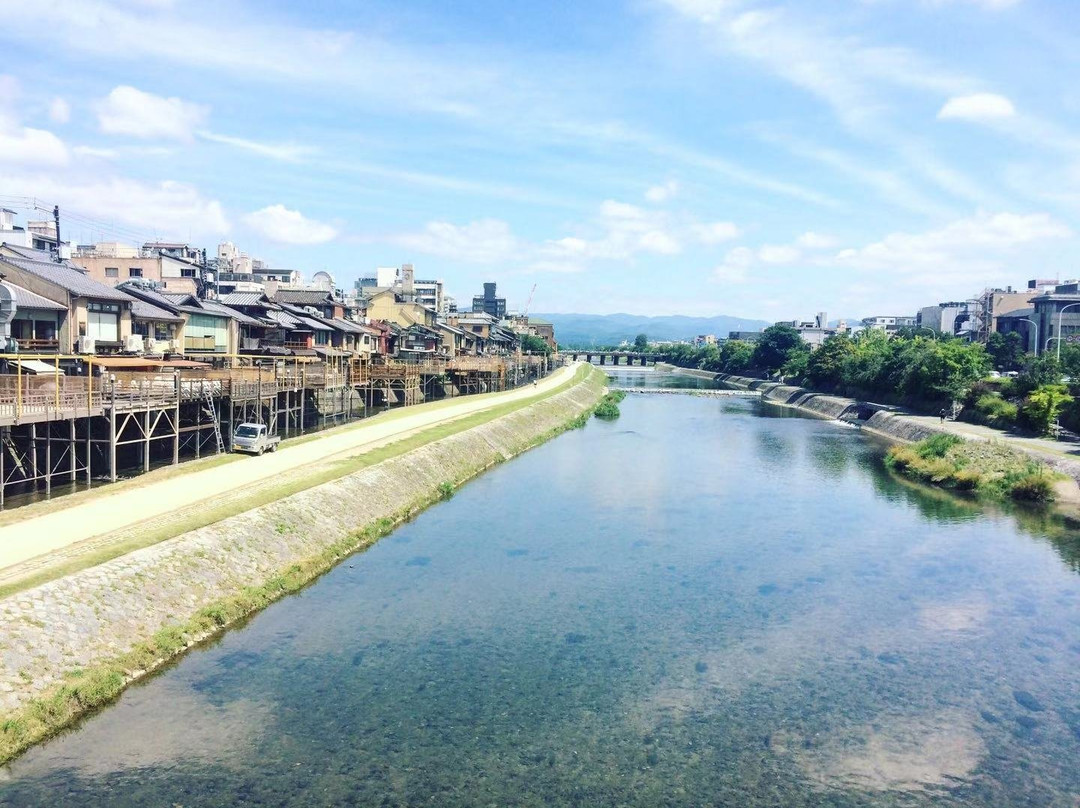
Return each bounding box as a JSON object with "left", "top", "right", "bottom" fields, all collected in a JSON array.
[
  {"left": 716, "top": 373, "right": 1080, "bottom": 490},
  {"left": 717, "top": 373, "right": 956, "bottom": 443},
  {"left": 0, "top": 366, "right": 606, "bottom": 763}
]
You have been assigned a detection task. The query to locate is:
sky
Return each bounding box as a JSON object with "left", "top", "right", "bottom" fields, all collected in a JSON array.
[{"left": 0, "top": 0, "right": 1077, "bottom": 320}]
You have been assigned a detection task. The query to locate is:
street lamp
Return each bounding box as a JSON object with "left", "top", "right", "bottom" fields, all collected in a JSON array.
[
  {"left": 1047, "top": 336, "right": 1063, "bottom": 354},
  {"left": 1056, "top": 302, "right": 1080, "bottom": 361},
  {"left": 1015, "top": 318, "right": 1039, "bottom": 357}
]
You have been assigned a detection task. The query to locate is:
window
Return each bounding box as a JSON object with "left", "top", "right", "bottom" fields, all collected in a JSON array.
[
  {"left": 128, "top": 267, "right": 143, "bottom": 278},
  {"left": 105, "top": 267, "right": 119, "bottom": 278},
  {"left": 180, "top": 267, "right": 196, "bottom": 278},
  {"left": 185, "top": 313, "right": 228, "bottom": 352}
]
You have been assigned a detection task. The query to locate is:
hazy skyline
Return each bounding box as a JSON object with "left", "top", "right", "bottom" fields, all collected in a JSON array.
[{"left": 0, "top": 0, "right": 1077, "bottom": 318}]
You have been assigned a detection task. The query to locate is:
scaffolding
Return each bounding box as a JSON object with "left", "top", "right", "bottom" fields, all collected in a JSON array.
[
  {"left": 0, "top": 349, "right": 553, "bottom": 508},
  {"left": 366, "top": 358, "right": 421, "bottom": 408}
]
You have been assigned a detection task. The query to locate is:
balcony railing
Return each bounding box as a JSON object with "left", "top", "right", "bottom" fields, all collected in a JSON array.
[{"left": 16, "top": 339, "right": 61, "bottom": 353}]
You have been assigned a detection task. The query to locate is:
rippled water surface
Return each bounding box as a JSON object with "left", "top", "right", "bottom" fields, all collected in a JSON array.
[{"left": 4, "top": 373, "right": 1080, "bottom": 806}]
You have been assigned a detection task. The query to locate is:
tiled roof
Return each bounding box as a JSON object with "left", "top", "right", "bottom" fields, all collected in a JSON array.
[
  {"left": 2, "top": 281, "right": 66, "bottom": 311},
  {"left": 293, "top": 314, "right": 332, "bottom": 332},
  {"left": 264, "top": 310, "right": 304, "bottom": 330},
  {"left": 1, "top": 245, "right": 133, "bottom": 301},
  {"left": 217, "top": 292, "right": 270, "bottom": 307},
  {"left": 130, "top": 299, "right": 184, "bottom": 322},
  {"left": 273, "top": 289, "right": 336, "bottom": 305},
  {"left": 329, "top": 317, "right": 365, "bottom": 334},
  {"left": 197, "top": 299, "right": 266, "bottom": 327},
  {"left": 117, "top": 284, "right": 183, "bottom": 313}
]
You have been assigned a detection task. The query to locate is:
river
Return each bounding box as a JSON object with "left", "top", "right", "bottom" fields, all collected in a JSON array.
[{"left": 3, "top": 368, "right": 1080, "bottom": 806}]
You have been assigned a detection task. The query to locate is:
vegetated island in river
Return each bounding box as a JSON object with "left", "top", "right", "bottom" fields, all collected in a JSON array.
[{"left": 884, "top": 434, "right": 1060, "bottom": 503}]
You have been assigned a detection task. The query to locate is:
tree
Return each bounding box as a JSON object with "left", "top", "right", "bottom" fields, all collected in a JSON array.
[
  {"left": 1015, "top": 354, "right": 1062, "bottom": 396},
  {"left": 804, "top": 334, "right": 855, "bottom": 389},
  {"left": 987, "top": 332, "right": 1026, "bottom": 372},
  {"left": 719, "top": 340, "right": 755, "bottom": 374},
  {"left": 894, "top": 338, "right": 990, "bottom": 403},
  {"left": 750, "top": 325, "right": 806, "bottom": 372},
  {"left": 1021, "top": 384, "right": 1073, "bottom": 435},
  {"left": 519, "top": 334, "right": 552, "bottom": 355},
  {"left": 634, "top": 333, "right": 648, "bottom": 351}
]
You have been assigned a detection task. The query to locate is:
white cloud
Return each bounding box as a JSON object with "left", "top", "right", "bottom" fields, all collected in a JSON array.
[
  {"left": 0, "top": 125, "right": 68, "bottom": 167},
  {"left": 645, "top": 180, "right": 679, "bottom": 202},
  {"left": 835, "top": 211, "right": 1070, "bottom": 280},
  {"left": 0, "top": 172, "right": 228, "bottom": 237},
  {"left": 712, "top": 246, "right": 756, "bottom": 284},
  {"left": 640, "top": 230, "right": 682, "bottom": 254},
  {"left": 758, "top": 244, "right": 800, "bottom": 264},
  {"left": 244, "top": 205, "right": 337, "bottom": 245},
  {"left": 48, "top": 98, "right": 71, "bottom": 124},
  {"left": 72, "top": 145, "right": 119, "bottom": 159},
  {"left": 796, "top": 231, "right": 838, "bottom": 249},
  {"left": 196, "top": 131, "right": 313, "bottom": 162},
  {"left": 926, "top": 0, "right": 1022, "bottom": 9},
  {"left": 658, "top": 1, "right": 1009, "bottom": 209},
  {"left": 938, "top": 92, "right": 1016, "bottom": 122},
  {"left": 97, "top": 85, "right": 208, "bottom": 141},
  {"left": 391, "top": 219, "right": 518, "bottom": 263},
  {"left": 693, "top": 221, "right": 740, "bottom": 244}
]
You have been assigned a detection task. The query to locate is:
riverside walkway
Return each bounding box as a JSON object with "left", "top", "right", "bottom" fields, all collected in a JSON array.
[{"left": 0, "top": 365, "right": 577, "bottom": 575}]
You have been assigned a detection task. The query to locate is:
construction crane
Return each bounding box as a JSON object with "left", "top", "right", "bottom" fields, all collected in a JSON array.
[{"left": 522, "top": 284, "right": 537, "bottom": 317}]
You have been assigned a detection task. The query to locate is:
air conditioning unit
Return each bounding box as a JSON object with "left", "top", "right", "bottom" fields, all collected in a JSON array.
[
  {"left": 124, "top": 334, "right": 144, "bottom": 353},
  {"left": 78, "top": 336, "right": 96, "bottom": 354}
]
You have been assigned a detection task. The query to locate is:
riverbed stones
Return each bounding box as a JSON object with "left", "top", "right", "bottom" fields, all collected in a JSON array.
[{"left": 0, "top": 375, "right": 604, "bottom": 720}]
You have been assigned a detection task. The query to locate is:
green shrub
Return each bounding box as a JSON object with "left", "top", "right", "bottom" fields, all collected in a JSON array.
[
  {"left": 1009, "top": 474, "right": 1055, "bottom": 503},
  {"left": 974, "top": 393, "right": 1018, "bottom": 427},
  {"left": 593, "top": 391, "right": 625, "bottom": 419},
  {"left": 1020, "top": 384, "right": 1073, "bottom": 435},
  {"left": 437, "top": 481, "right": 454, "bottom": 500},
  {"left": 915, "top": 433, "right": 962, "bottom": 460}
]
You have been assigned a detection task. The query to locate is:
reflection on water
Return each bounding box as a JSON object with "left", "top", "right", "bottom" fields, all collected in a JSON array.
[{"left": 3, "top": 395, "right": 1080, "bottom": 806}]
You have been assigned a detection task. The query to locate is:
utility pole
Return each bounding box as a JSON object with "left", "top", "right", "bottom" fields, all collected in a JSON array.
[{"left": 52, "top": 205, "right": 62, "bottom": 263}]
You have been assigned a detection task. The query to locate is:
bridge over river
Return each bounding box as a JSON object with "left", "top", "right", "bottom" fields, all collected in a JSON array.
[{"left": 563, "top": 351, "right": 660, "bottom": 366}]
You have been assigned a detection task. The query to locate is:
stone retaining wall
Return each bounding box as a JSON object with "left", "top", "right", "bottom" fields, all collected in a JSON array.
[{"left": 0, "top": 372, "right": 605, "bottom": 722}]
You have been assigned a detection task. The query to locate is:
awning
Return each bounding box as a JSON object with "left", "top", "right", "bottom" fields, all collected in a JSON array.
[
  {"left": 313, "top": 346, "right": 352, "bottom": 358},
  {"left": 88, "top": 357, "right": 212, "bottom": 370},
  {"left": 9, "top": 359, "right": 58, "bottom": 374}
]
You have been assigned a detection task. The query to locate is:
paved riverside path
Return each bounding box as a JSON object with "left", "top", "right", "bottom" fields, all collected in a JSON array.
[{"left": 0, "top": 365, "right": 576, "bottom": 572}]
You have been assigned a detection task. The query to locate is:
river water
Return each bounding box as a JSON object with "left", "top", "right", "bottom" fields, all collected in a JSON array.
[{"left": 3, "top": 368, "right": 1080, "bottom": 806}]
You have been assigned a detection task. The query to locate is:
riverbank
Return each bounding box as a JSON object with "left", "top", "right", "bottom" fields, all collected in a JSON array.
[
  {"left": 0, "top": 365, "right": 607, "bottom": 765},
  {"left": 705, "top": 371, "right": 1080, "bottom": 505}
]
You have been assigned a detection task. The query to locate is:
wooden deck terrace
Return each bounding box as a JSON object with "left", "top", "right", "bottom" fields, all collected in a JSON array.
[
  {"left": 0, "top": 354, "right": 355, "bottom": 426},
  {"left": 369, "top": 361, "right": 421, "bottom": 381},
  {"left": 447, "top": 356, "right": 507, "bottom": 372}
]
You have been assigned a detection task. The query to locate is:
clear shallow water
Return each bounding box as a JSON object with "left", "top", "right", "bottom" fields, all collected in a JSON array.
[{"left": 4, "top": 383, "right": 1080, "bottom": 806}]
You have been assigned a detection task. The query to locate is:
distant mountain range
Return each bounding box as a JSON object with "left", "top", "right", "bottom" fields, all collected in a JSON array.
[{"left": 532, "top": 313, "right": 772, "bottom": 348}]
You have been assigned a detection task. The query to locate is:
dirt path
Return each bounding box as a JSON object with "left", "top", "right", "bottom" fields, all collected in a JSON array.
[{"left": 0, "top": 366, "right": 575, "bottom": 572}]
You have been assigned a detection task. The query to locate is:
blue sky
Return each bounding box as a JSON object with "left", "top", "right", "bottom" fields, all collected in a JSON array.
[{"left": 0, "top": 0, "right": 1077, "bottom": 319}]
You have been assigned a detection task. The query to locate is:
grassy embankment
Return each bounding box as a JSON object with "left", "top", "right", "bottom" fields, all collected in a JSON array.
[
  {"left": 0, "top": 366, "right": 607, "bottom": 764},
  {"left": 885, "top": 433, "right": 1060, "bottom": 503},
  {"left": 0, "top": 365, "right": 598, "bottom": 599}
]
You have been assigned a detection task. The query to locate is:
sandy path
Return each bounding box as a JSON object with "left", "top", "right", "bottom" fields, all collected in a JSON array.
[{"left": 0, "top": 365, "right": 576, "bottom": 571}]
